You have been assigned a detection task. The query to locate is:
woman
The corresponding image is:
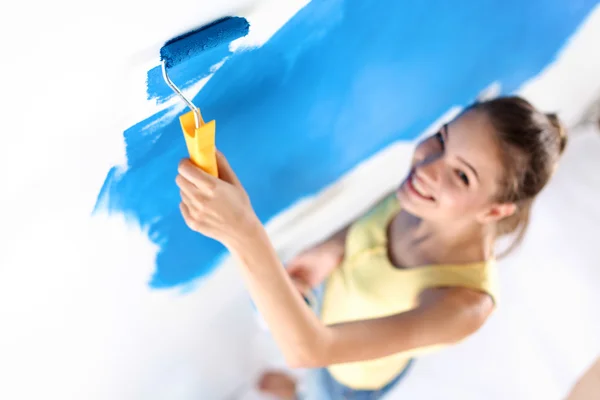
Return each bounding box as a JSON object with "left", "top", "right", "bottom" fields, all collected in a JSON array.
[{"left": 175, "top": 96, "right": 567, "bottom": 399}]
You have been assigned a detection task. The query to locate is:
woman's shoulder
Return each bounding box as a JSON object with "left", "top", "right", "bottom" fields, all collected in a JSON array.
[
  {"left": 420, "top": 256, "right": 500, "bottom": 307},
  {"left": 420, "top": 285, "right": 495, "bottom": 338}
]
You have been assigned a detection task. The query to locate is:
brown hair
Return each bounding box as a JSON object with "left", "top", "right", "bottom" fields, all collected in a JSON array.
[{"left": 468, "top": 96, "right": 567, "bottom": 257}]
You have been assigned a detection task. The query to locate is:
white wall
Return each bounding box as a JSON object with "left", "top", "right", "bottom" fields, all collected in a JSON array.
[
  {"left": 1, "top": 1, "right": 599, "bottom": 399},
  {"left": 0, "top": 1, "right": 309, "bottom": 399}
]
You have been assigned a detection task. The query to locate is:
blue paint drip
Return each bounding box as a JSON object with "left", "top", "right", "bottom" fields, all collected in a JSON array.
[{"left": 96, "top": 0, "right": 596, "bottom": 289}]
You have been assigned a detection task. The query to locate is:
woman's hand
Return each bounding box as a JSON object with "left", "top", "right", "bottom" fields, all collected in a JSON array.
[
  {"left": 176, "top": 151, "right": 259, "bottom": 249},
  {"left": 286, "top": 240, "right": 345, "bottom": 294}
]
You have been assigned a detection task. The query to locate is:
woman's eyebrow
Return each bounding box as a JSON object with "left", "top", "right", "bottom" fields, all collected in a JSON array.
[{"left": 445, "top": 124, "right": 480, "bottom": 182}]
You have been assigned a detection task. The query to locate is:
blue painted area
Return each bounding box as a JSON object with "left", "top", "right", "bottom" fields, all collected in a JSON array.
[
  {"left": 96, "top": 0, "right": 596, "bottom": 289},
  {"left": 146, "top": 44, "right": 231, "bottom": 103},
  {"left": 149, "top": 16, "right": 250, "bottom": 103}
]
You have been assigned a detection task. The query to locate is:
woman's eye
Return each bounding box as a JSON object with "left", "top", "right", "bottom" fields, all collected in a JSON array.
[{"left": 457, "top": 170, "right": 469, "bottom": 185}]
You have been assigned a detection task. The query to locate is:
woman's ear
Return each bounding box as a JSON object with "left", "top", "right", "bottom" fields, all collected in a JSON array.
[{"left": 477, "top": 202, "right": 517, "bottom": 224}]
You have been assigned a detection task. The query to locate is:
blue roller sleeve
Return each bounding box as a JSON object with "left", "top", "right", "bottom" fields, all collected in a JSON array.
[{"left": 160, "top": 16, "right": 250, "bottom": 69}]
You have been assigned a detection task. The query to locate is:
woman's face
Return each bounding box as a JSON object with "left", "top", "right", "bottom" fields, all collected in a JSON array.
[{"left": 397, "top": 109, "right": 514, "bottom": 225}]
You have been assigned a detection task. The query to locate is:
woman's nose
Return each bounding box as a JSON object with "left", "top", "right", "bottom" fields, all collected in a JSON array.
[{"left": 415, "top": 154, "right": 442, "bottom": 187}]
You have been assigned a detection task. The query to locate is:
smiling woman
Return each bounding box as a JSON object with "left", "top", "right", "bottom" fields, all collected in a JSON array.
[
  {"left": 174, "top": 95, "right": 568, "bottom": 399},
  {"left": 398, "top": 97, "right": 566, "bottom": 259}
]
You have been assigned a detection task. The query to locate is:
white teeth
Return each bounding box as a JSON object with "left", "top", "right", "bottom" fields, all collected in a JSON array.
[{"left": 411, "top": 175, "right": 430, "bottom": 198}]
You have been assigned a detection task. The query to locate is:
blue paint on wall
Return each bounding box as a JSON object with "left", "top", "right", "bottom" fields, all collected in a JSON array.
[
  {"left": 146, "top": 43, "right": 233, "bottom": 103},
  {"left": 96, "top": 0, "right": 596, "bottom": 289}
]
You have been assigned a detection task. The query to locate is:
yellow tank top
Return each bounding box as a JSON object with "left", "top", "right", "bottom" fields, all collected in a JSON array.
[{"left": 320, "top": 194, "right": 499, "bottom": 390}]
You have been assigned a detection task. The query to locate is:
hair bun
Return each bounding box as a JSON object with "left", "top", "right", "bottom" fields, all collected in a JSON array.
[{"left": 546, "top": 113, "right": 568, "bottom": 155}]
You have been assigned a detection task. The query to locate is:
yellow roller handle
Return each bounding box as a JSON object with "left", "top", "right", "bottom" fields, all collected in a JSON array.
[{"left": 179, "top": 109, "right": 218, "bottom": 177}]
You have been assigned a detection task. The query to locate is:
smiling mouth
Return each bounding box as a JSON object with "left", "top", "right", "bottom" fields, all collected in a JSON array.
[{"left": 406, "top": 171, "right": 435, "bottom": 201}]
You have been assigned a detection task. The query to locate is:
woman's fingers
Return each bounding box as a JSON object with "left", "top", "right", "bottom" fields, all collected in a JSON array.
[
  {"left": 216, "top": 151, "right": 243, "bottom": 189},
  {"left": 179, "top": 189, "right": 199, "bottom": 211},
  {"left": 290, "top": 275, "right": 311, "bottom": 295},
  {"left": 177, "top": 158, "right": 218, "bottom": 196},
  {"left": 179, "top": 201, "right": 200, "bottom": 231},
  {"left": 176, "top": 174, "right": 200, "bottom": 199},
  {"left": 175, "top": 155, "right": 255, "bottom": 242}
]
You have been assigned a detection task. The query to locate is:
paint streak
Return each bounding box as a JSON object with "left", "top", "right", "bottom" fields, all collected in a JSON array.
[{"left": 96, "top": 0, "right": 596, "bottom": 289}]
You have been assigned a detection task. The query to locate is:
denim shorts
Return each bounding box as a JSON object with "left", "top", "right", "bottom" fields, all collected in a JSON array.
[{"left": 297, "top": 284, "right": 415, "bottom": 400}]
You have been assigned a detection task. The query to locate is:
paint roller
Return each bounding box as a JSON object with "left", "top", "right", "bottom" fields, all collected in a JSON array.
[{"left": 160, "top": 17, "right": 250, "bottom": 176}]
